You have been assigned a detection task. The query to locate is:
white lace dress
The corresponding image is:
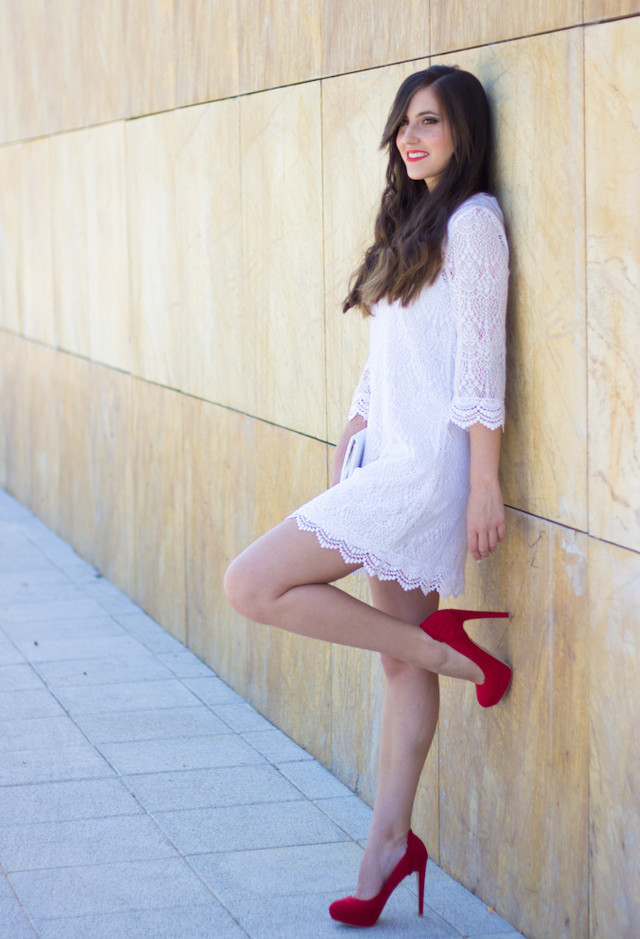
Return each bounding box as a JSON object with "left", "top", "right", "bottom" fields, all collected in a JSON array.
[{"left": 291, "top": 193, "right": 509, "bottom": 597}]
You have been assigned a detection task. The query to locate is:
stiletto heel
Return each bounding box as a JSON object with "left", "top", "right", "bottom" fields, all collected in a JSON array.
[
  {"left": 329, "top": 829, "right": 428, "bottom": 927},
  {"left": 420, "top": 608, "right": 511, "bottom": 708}
]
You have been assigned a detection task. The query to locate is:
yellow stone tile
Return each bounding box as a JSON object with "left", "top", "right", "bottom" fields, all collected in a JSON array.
[
  {"left": 184, "top": 399, "right": 254, "bottom": 697},
  {"left": 79, "top": 1, "right": 127, "bottom": 126},
  {"left": 90, "top": 364, "right": 136, "bottom": 599},
  {"left": 0, "top": 143, "right": 23, "bottom": 332},
  {"left": 85, "top": 122, "right": 131, "bottom": 372},
  {"left": 431, "top": 0, "right": 583, "bottom": 54},
  {"left": 126, "top": 100, "right": 244, "bottom": 399},
  {"left": 438, "top": 509, "right": 589, "bottom": 939},
  {"left": 586, "top": 18, "right": 640, "bottom": 552},
  {"left": 0, "top": 2, "right": 20, "bottom": 142},
  {"left": 584, "top": 0, "right": 640, "bottom": 19},
  {"left": 49, "top": 129, "right": 90, "bottom": 357},
  {"left": 51, "top": 353, "right": 95, "bottom": 560},
  {"left": 175, "top": 0, "right": 240, "bottom": 104},
  {"left": 124, "top": 0, "right": 177, "bottom": 117},
  {"left": 321, "top": 64, "right": 416, "bottom": 442},
  {"left": 238, "top": 0, "right": 321, "bottom": 93},
  {"left": 321, "top": 0, "right": 429, "bottom": 75},
  {"left": 244, "top": 425, "right": 331, "bottom": 758},
  {"left": 131, "top": 379, "right": 186, "bottom": 643},
  {"left": 6, "top": 0, "right": 54, "bottom": 140},
  {"left": 0, "top": 332, "right": 25, "bottom": 494},
  {"left": 185, "top": 401, "right": 330, "bottom": 745},
  {"left": 240, "top": 84, "right": 326, "bottom": 436},
  {"left": 589, "top": 537, "right": 640, "bottom": 938},
  {"left": 125, "top": 111, "right": 187, "bottom": 389},
  {"left": 20, "top": 137, "right": 56, "bottom": 345},
  {"left": 434, "top": 33, "right": 587, "bottom": 530}
]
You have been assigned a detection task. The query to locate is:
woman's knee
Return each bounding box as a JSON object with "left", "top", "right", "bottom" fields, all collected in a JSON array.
[
  {"left": 224, "top": 553, "right": 273, "bottom": 622},
  {"left": 380, "top": 652, "right": 423, "bottom": 680}
]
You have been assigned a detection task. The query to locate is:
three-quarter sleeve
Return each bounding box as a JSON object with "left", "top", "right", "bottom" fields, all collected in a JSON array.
[
  {"left": 445, "top": 204, "right": 509, "bottom": 430},
  {"left": 348, "top": 357, "right": 371, "bottom": 421}
]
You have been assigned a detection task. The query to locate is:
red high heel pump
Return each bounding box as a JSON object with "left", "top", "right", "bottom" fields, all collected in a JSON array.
[
  {"left": 420, "top": 609, "right": 511, "bottom": 708},
  {"left": 329, "top": 829, "right": 427, "bottom": 928}
]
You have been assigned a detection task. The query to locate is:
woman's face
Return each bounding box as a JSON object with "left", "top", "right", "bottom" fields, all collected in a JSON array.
[{"left": 395, "top": 85, "right": 455, "bottom": 189}]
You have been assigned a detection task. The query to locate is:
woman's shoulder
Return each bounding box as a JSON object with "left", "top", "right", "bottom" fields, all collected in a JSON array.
[{"left": 447, "top": 192, "right": 505, "bottom": 232}]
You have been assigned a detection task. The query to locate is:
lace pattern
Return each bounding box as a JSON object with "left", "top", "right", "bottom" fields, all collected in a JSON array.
[{"left": 348, "top": 360, "right": 371, "bottom": 421}]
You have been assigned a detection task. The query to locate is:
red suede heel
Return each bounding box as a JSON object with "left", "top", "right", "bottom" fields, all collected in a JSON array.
[
  {"left": 329, "top": 829, "right": 428, "bottom": 927},
  {"left": 420, "top": 609, "right": 511, "bottom": 707}
]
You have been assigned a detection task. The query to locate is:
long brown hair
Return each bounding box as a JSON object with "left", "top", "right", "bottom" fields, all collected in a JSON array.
[{"left": 343, "top": 66, "right": 492, "bottom": 315}]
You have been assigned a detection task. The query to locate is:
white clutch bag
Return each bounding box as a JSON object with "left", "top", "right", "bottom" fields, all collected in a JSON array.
[{"left": 340, "top": 428, "right": 367, "bottom": 482}]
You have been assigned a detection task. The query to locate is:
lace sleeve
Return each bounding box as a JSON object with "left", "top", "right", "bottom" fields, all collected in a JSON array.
[
  {"left": 348, "top": 358, "right": 371, "bottom": 421},
  {"left": 445, "top": 204, "right": 509, "bottom": 430}
]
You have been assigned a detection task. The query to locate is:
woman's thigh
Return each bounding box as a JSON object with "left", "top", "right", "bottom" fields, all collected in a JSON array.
[{"left": 224, "top": 518, "right": 361, "bottom": 619}]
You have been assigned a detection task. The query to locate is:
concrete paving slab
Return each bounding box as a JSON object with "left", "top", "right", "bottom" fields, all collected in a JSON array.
[
  {"left": 314, "top": 795, "right": 374, "bottom": 841},
  {"left": 100, "top": 732, "right": 263, "bottom": 775},
  {"left": 51, "top": 678, "right": 203, "bottom": 716},
  {"left": 9, "top": 857, "right": 217, "bottom": 920},
  {"left": 71, "top": 706, "right": 234, "bottom": 745},
  {"left": 240, "top": 728, "right": 315, "bottom": 764},
  {"left": 0, "top": 663, "right": 45, "bottom": 692},
  {"left": 427, "top": 880, "right": 518, "bottom": 935},
  {"left": 156, "top": 651, "right": 216, "bottom": 678},
  {"left": 0, "top": 875, "right": 37, "bottom": 937},
  {"left": 0, "top": 598, "right": 107, "bottom": 626},
  {"left": 0, "top": 742, "right": 115, "bottom": 786},
  {"left": 4, "top": 613, "right": 125, "bottom": 643},
  {"left": 210, "top": 703, "right": 277, "bottom": 734},
  {"left": 34, "top": 904, "right": 247, "bottom": 939},
  {"left": 113, "top": 612, "right": 188, "bottom": 654},
  {"left": 277, "top": 760, "right": 355, "bottom": 800},
  {"left": 0, "top": 688, "right": 66, "bottom": 721},
  {"left": 181, "top": 675, "right": 246, "bottom": 707},
  {"left": 33, "top": 651, "right": 174, "bottom": 687},
  {"left": 0, "top": 777, "right": 143, "bottom": 825},
  {"left": 122, "top": 764, "right": 305, "bottom": 813},
  {"left": 0, "top": 716, "right": 89, "bottom": 753},
  {"left": 155, "top": 800, "right": 350, "bottom": 855},
  {"left": 0, "top": 815, "right": 177, "bottom": 872},
  {"left": 16, "top": 634, "right": 149, "bottom": 664}
]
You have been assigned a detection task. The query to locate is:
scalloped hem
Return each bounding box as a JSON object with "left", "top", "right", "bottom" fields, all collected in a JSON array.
[{"left": 290, "top": 512, "right": 463, "bottom": 598}]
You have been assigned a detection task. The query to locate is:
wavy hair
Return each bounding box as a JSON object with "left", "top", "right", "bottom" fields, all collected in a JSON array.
[{"left": 343, "top": 66, "right": 492, "bottom": 315}]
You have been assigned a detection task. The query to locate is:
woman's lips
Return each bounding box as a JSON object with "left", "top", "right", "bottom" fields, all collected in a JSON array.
[{"left": 406, "top": 150, "right": 428, "bottom": 162}]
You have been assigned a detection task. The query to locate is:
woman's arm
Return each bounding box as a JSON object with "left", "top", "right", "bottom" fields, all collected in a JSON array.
[
  {"left": 330, "top": 414, "right": 368, "bottom": 486},
  {"left": 466, "top": 423, "right": 506, "bottom": 561}
]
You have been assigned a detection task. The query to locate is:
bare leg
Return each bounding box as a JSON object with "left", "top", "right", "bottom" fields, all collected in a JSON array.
[
  {"left": 224, "top": 519, "right": 482, "bottom": 682},
  {"left": 354, "top": 581, "right": 439, "bottom": 899}
]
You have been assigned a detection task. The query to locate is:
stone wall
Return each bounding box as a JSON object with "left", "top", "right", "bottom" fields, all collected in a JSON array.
[{"left": 1, "top": 3, "right": 639, "bottom": 936}]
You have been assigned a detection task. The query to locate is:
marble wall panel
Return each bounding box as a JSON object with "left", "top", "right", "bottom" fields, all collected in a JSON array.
[
  {"left": 125, "top": 110, "right": 187, "bottom": 389},
  {"left": 438, "top": 509, "right": 589, "bottom": 939},
  {"left": 85, "top": 123, "right": 131, "bottom": 373},
  {"left": 49, "top": 129, "right": 90, "bottom": 358},
  {"left": 321, "top": 63, "right": 416, "bottom": 442},
  {"left": 90, "top": 364, "right": 136, "bottom": 599},
  {"left": 79, "top": 1, "right": 128, "bottom": 128},
  {"left": 0, "top": 1, "right": 20, "bottom": 143},
  {"left": 20, "top": 137, "right": 56, "bottom": 346},
  {"left": 245, "top": 425, "right": 331, "bottom": 761},
  {"left": 124, "top": 0, "right": 178, "bottom": 117},
  {"left": 431, "top": 0, "right": 583, "bottom": 54},
  {"left": 131, "top": 379, "right": 186, "bottom": 643},
  {"left": 184, "top": 398, "right": 254, "bottom": 698},
  {"left": 51, "top": 353, "right": 95, "bottom": 561},
  {"left": 586, "top": 18, "right": 640, "bottom": 552},
  {"left": 126, "top": 100, "right": 243, "bottom": 401},
  {"left": 175, "top": 0, "right": 240, "bottom": 105},
  {"left": 240, "top": 84, "right": 326, "bottom": 436},
  {"left": 435, "top": 32, "right": 587, "bottom": 531},
  {"left": 0, "top": 332, "right": 25, "bottom": 494},
  {"left": 238, "top": 0, "right": 321, "bottom": 93},
  {"left": 589, "top": 537, "right": 640, "bottom": 938},
  {"left": 0, "top": 143, "right": 23, "bottom": 333},
  {"left": 321, "top": 0, "right": 429, "bottom": 75},
  {"left": 584, "top": 0, "right": 640, "bottom": 19},
  {"left": 4, "top": 0, "right": 52, "bottom": 141}
]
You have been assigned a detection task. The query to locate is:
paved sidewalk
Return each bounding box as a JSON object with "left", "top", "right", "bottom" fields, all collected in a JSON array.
[{"left": 0, "top": 488, "right": 524, "bottom": 939}]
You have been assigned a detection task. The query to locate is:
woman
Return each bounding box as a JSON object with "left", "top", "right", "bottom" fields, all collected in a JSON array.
[{"left": 225, "top": 65, "right": 510, "bottom": 927}]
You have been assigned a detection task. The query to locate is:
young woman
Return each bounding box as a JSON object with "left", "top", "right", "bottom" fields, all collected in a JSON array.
[{"left": 225, "top": 65, "right": 510, "bottom": 927}]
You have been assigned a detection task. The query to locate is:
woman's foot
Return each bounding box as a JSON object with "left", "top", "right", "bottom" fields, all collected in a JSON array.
[{"left": 355, "top": 831, "right": 410, "bottom": 899}]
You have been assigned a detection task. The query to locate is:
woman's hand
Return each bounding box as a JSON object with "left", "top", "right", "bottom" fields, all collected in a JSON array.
[
  {"left": 331, "top": 414, "right": 367, "bottom": 486},
  {"left": 467, "top": 423, "right": 506, "bottom": 561},
  {"left": 467, "top": 480, "right": 506, "bottom": 561}
]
